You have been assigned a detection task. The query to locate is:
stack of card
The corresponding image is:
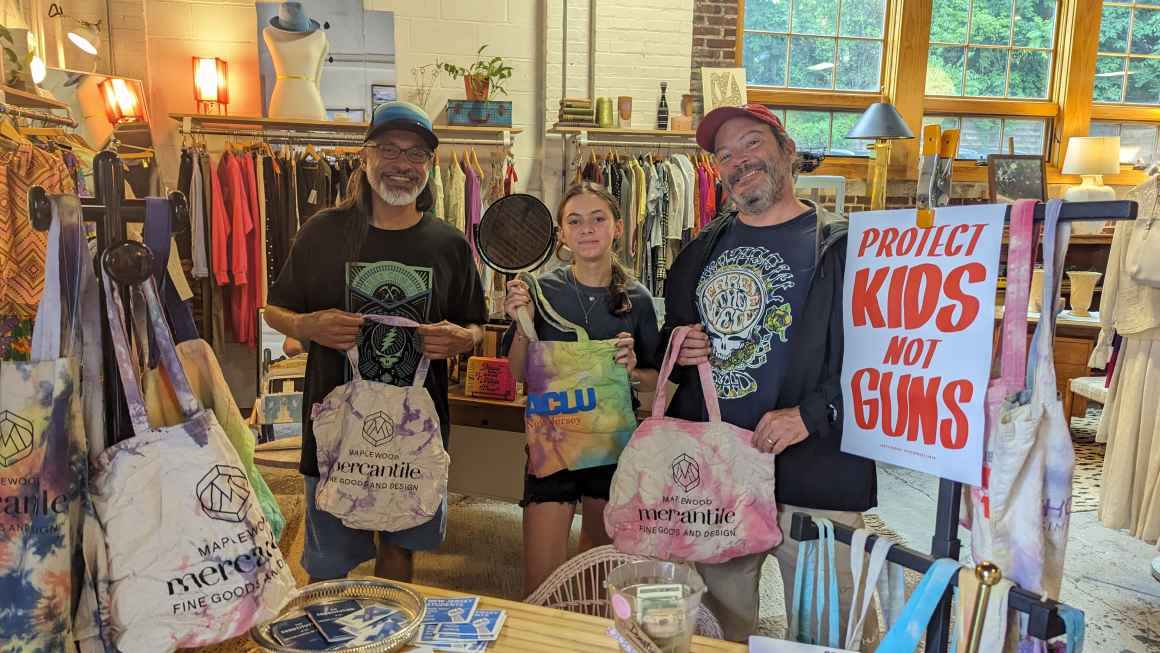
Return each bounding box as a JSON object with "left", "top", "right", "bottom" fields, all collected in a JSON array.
[
  {"left": 416, "top": 596, "right": 507, "bottom": 652},
  {"left": 268, "top": 599, "right": 411, "bottom": 649}
]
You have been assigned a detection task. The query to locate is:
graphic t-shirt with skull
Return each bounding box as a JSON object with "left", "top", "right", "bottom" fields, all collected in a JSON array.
[{"left": 695, "top": 209, "right": 816, "bottom": 430}]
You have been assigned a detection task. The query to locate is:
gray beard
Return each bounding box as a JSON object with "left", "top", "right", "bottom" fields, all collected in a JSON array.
[
  {"left": 371, "top": 178, "right": 423, "bottom": 206},
  {"left": 729, "top": 160, "right": 787, "bottom": 215}
]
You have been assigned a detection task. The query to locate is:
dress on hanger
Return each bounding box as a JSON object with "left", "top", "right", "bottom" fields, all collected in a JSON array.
[{"left": 1093, "top": 180, "right": 1160, "bottom": 544}]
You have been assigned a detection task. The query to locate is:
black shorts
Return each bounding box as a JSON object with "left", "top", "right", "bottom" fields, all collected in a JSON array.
[{"left": 520, "top": 464, "right": 618, "bottom": 507}]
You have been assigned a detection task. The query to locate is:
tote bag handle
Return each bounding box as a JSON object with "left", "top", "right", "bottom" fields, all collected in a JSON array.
[
  {"left": 102, "top": 264, "right": 202, "bottom": 437},
  {"left": 345, "top": 314, "right": 431, "bottom": 388},
  {"left": 651, "top": 325, "right": 720, "bottom": 422},
  {"left": 1027, "top": 199, "right": 1069, "bottom": 388},
  {"left": 518, "top": 271, "right": 590, "bottom": 342},
  {"left": 845, "top": 529, "right": 903, "bottom": 649},
  {"left": 30, "top": 195, "right": 86, "bottom": 362},
  {"left": 995, "top": 199, "right": 1036, "bottom": 389},
  {"left": 877, "top": 558, "right": 961, "bottom": 653}
]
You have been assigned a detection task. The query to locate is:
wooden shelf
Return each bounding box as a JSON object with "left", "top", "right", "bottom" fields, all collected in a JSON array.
[
  {"left": 549, "top": 124, "right": 695, "bottom": 138},
  {"left": 1001, "top": 233, "right": 1113, "bottom": 246},
  {"left": 1, "top": 85, "right": 69, "bottom": 110},
  {"left": 170, "top": 112, "right": 521, "bottom": 137}
]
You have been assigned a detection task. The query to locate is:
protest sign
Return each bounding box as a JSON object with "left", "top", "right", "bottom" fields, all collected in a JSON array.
[{"left": 840, "top": 206, "right": 1006, "bottom": 485}]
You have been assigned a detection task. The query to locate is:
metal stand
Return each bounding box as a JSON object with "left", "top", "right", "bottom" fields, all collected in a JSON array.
[
  {"left": 28, "top": 150, "right": 189, "bottom": 447},
  {"left": 791, "top": 198, "right": 1138, "bottom": 651}
]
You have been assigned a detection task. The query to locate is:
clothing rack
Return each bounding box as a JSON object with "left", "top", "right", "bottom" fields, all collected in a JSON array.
[
  {"left": 0, "top": 101, "right": 77, "bottom": 128},
  {"left": 790, "top": 198, "right": 1137, "bottom": 652},
  {"left": 27, "top": 150, "right": 189, "bottom": 445}
]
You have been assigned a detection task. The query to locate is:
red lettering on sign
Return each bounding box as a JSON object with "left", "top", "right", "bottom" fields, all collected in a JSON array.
[
  {"left": 852, "top": 267, "right": 889, "bottom": 327},
  {"left": 849, "top": 368, "right": 975, "bottom": 449},
  {"left": 936, "top": 263, "right": 985, "bottom": 332}
]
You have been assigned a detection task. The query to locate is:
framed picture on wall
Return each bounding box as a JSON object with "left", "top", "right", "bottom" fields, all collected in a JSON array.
[
  {"left": 371, "top": 84, "right": 397, "bottom": 109},
  {"left": 701, "top": 67, "right": 747, "bottom": 114},
  {"left": 987, "top": 154, "right": 1047, "bottom": 203}
]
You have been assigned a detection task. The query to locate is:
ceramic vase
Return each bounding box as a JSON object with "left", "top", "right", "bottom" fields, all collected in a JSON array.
[{"left": 1067, "top": 271, "right": 1102, "bottom": 316}]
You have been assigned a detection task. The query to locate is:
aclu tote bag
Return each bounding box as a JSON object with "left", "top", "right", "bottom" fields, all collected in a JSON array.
[
  {"left": 520, "top": 273, "right": 637, "bottom": 478},
  {"left": 90, "top": 273, "right": 294, "bottom": 652},
  {"left": 313, "top": 314, "right": 449, "bottom": 532},
  {"left": 604, "top": 326, "right": 781, "bottom": 564},
  {"left": 0, "top": 197, "right": 93, "bottom": 652}
]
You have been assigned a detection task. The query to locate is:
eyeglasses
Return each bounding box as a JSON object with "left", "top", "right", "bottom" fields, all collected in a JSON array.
[{"left": 363, "top": 142, "right": 433, "bottom": 164}]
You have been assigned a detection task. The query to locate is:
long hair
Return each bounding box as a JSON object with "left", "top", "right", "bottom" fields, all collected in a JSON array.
[
  {"left": 335, "top": 161, "right": 434, "bottom": 261},
  {"left": 555, "top": 182, "right": 634, "bottom": 317}
]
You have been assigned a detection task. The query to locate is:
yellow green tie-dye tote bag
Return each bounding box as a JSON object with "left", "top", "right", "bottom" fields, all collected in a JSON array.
[{"left": 518, "top": 273, "right": 637, "bottom": 478}]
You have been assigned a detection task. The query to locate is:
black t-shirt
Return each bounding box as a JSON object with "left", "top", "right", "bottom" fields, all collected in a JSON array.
[
  {"left": 503, "top": 267, "right": 662, "bottom": 392},
  {"left": 695, "top": 209, "right": 816, "bottom": 430},
  {"left": 269, "top": 208, "right": 488, "bottom": 477}
]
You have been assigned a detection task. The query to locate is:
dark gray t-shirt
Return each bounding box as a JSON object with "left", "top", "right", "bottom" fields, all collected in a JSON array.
[
  {"left": 504, "top": 267, "right": 662, "bottom": 374},
  {"left": 695, "top": 209, "right": 816, "bottom": 430}
]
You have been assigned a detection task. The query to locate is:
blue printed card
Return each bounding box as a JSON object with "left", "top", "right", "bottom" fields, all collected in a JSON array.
[
  {"left": 433, "top": 610, "right": 506, "bottom": 641},
  {"left": 335, "top": 603, "right": 403, "bottom": 631},
  {"left": 305, "top": 600, "right": 362, "bottom": 643},
  {"left": 422, "top": 597, "right": 479, "bottom": 624}
]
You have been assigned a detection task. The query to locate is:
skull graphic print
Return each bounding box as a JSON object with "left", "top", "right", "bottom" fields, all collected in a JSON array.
[{"left": 697, "top": 246, "right": 796, "bottom": 400}]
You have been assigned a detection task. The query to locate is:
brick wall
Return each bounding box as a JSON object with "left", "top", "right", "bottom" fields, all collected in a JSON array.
[{"left": 690, "top": 0, "right": 738, "bottom": 120}]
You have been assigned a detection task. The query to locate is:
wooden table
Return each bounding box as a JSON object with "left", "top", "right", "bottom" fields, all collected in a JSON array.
[
  {"left": 992, "top": 309, "right": 1103, "bottom": 418},
  {"left": 399, "top": 582, "right": 745, "bottom": 652}
]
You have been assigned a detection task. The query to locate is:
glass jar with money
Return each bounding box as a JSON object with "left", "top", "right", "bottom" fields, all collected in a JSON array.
[{"left": 606, "top": 561, "right": 706, "bottom": 653}]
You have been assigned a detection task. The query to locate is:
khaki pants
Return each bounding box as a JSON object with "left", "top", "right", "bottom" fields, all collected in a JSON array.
[{"left": 696, "top": 504, "right": 880, "bottom": 646}]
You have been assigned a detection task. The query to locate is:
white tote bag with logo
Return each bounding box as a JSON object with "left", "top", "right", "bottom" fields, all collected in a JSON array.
[
  {"left": 89, "top": 275, "right": 294, "bottom": 652},
  {"left": 313, "top": 314, "right": 450, "bottom": 532}
]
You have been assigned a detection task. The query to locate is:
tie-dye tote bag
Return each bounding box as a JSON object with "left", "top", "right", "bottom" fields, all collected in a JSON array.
[
  {"left": 519, "top": 273, "right": 637, "bottom": 478},
  {"left": 605, "top": 326, "right": 781, "bottom": 564},
  {"left": 0, "top": 197, "right": 91, "bottom": 651},
  {"left": 313, "top": 315, "right": 449, "bottom": 532},
  {"left": 90, "top": 274, "right": 294, "bottom": 652}
]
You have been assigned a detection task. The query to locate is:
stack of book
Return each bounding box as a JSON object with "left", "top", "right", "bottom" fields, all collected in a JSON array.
[{"left": 558, "top": 98, "right": 595, "bottom": 127}]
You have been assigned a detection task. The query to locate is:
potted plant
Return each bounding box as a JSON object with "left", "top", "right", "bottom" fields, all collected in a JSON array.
[{"left": 437, "top": 45, "right": 513, "bottom": 102}]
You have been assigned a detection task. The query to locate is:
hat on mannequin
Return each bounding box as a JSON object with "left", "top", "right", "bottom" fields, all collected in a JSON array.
[{"left": 269, "top": 2, "right": 320, "bottom": 33}]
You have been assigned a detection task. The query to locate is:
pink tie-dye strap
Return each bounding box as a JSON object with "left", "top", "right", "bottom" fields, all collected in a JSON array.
[
  {"left": 652, "top": 326, "right": 721, "bottom": 422},
  {"left": 998, "top": 199, "right": 1036, "bottom": 387},
  {"left": 345, "top": 314, "right": 430, "bottom": 388}
]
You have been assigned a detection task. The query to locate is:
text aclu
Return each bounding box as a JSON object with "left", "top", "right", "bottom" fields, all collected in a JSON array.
[{"left": 526, "top": 388, "right": 597, "bottom": 416}]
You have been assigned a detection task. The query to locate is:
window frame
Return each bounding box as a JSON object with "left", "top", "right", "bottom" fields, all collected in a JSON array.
[{"left": 1093, "top": 1, "right": 1160, "bottom": 107}]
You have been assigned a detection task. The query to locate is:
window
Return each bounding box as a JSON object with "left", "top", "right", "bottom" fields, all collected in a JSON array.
[
  {"left": 922, "top": 115, "right": 1049, "bottom": 160},
  {"left": 742, "top": 0, "right": 888, "bottom": 92},
  {"left": 768, "top": 107, "right": 872, "bottom": 155},
  {"left": 926, "top": 0, "right": 1059, "bottom": 99},
  {"left": 1094, "top": 2, "right": 1160, "bottom": 105},
  {"left": 1091, "top": 120, "right": 1159, "bottom": 165}
]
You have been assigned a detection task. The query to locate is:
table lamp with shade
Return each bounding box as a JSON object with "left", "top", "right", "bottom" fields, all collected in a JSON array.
[
  {"left": 846, "top": 102, "right": 915, "bottom": 210},
  {"left": 1062, "top": 135, "right": 1120, "bottom": 234}
]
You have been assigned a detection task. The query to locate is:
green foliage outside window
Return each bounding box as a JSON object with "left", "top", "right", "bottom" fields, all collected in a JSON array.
[{"left": 1095, "top": 2, "right": 1160, "bottom": 105}]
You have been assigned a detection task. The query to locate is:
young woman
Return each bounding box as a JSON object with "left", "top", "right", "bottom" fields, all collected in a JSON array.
[{"left": 505, "top": 182, "right": 661, "bottom": 596}]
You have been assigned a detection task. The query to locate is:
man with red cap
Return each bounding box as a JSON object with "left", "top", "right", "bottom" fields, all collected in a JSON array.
[{"left": 660, "top": 104, "right": 877, "bottom": 642}]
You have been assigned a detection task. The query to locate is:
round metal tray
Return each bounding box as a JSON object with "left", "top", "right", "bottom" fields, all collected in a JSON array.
[{"left": 250, "top": 579, "right": 426, "bottom": 652}]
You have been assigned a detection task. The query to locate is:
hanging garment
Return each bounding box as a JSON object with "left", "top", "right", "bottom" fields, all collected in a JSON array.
[
  {"left": 143, "top": 338, "right": 285, "bottom": 539},
  {"left": 0, "top": 196, "right": 92, "bottom": 652},
  {"left": 465, "top": 163, "right": 482, "bottom": 260},
  {"left": 294, "top": 155, "right": 331, "bottom": 221},
  {"left": 313, "top": 315, "right": 449, "bottom": 532},
  {"left": 430, "top": 162, "right": 445, "bottom": 221},
  {"left": 255, "top": 154, "right": 269, "bottom": 307},
  {"left": 1095, "top": 184, "right": 1160, "bottom": 541},
  {"left": 188, "top": 150, "right": 210, "bottom": 278},
  {"left": 447, "top": 158, "right": 467, "bottom": 233},
  {"left": 605, "top": 326, "right": 780, "bottom": 563},
  {"left": 218, "top": 153, "right": 255, "bottom": 345},
  {"left": 143, "top": 198, "right": 198, "bottom": 343},
  {"left": 519, "top": 275, "right": 637, "bottom": 478},
  {"left": 89, "top": 276, "right": 294, "bottom": 652}
]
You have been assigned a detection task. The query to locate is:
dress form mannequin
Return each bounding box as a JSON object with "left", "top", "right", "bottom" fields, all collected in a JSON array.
[{"left": 264, "top": 3, "right": 329, "bottom": 120}]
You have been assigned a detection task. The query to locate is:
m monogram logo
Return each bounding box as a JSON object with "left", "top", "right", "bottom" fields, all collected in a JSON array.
[
  {"left": 671, "top": 453, "right": 701, "bottom": 492},
  {"left": 196, "top": 465, "right": 252, "bottom": 523},
  {"left": 362, "top": 411, "right": 396, "bottom": 447},
  {"left": 0, "top": 410, "right": 34, "bottom": 468}
]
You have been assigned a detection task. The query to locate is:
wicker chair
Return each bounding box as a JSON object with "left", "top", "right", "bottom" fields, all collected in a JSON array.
[{"left": 524, "top": 545, "right": 725, "bottom": 640}]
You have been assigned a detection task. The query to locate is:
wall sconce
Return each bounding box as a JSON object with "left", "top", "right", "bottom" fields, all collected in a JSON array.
[
  {"left": 193, "top": 57, "right": 229, "bottom": 115},
  {"left": 99, "top": 77, "right": 143, "bottom": 124},
  {"left": 47, "top": 3, "right": 101, "bottom": 55}
]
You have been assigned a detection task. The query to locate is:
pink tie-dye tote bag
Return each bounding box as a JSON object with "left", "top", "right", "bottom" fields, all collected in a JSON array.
[
  {"left": 518, "top": 273, "right": 637, "bottom": 478},
  {"left": 604, "top": 326, "right": 782, "bottom": 564},
  {"left": 313, "top": 315, "right": 449, "bottom": 532}
]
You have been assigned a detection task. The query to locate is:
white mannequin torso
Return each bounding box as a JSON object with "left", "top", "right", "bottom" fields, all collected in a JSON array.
[{"left": 263, "top": 25, "right": 329, "bottom": 120}]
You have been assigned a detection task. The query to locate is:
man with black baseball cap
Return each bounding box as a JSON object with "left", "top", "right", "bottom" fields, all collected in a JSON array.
[
  {"left": 660, "top": 104, "right": 878, "bottom": 642},
  {"left": 266, "top": 101, "right": 487, "bottom": 582}
]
